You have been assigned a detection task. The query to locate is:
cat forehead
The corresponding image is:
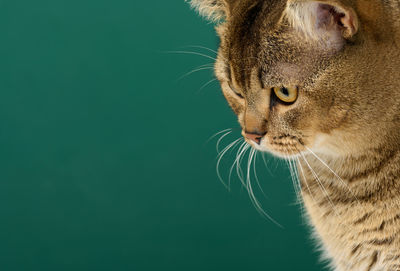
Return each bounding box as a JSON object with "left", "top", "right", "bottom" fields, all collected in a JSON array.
[
  {"left": 225, "top": 0, "right": 286, "bottom": 41},
  {"left": 219, "top": 2, "right": 291, "bottom": 71},
  {"left": 218, "top": 22, "right": 303, "bottom": 87}
]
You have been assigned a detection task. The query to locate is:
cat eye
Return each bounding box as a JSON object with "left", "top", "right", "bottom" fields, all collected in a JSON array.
[
  {"left": 228, "top": 82, "right": 244, "bottom": 99},
  {"left": 272, "top": 86, "right": 298, "bottom": 104}
]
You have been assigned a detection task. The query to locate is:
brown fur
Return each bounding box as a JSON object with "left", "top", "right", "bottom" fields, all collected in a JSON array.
[{"left": 188, "top": 0, "right": 400, "bottom": 269}]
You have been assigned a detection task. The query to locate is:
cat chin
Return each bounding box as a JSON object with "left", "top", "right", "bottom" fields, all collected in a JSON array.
[
  {"left": 246, "top": 140, "right": 303, "bottom": 160},
  {"left": 265, "top": 149, "right": 303, "bottom": 160}
]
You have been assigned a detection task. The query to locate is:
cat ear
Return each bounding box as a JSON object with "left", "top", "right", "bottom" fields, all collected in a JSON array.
[
  {"left": 285, "top": 1, "right": 359, "bottom": 42},
  {"left": 187, "top": 0, "right": 229, "bottom": 22}
]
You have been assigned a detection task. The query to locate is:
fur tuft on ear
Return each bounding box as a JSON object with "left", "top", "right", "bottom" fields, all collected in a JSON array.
[
  {"left": 186, "top": 0, "right": 227, "bottom": 22},
  {"left": 285, "top": 1, "right": 358, "bottom": 44}
]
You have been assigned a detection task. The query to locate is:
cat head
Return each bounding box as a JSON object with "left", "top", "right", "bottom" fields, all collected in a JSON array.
[{"left": 189, "top": 0, "right": 400, "bottom": 158}]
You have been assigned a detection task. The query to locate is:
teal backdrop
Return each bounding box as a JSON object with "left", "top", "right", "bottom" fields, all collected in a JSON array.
[{"left": 0, "top": 1, "right": 324, "bottom": 270}]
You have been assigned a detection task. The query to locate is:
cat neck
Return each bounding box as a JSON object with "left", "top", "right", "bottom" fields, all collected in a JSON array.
[{"left": 297, "top": 147, "right": 400, "bottom": 203}]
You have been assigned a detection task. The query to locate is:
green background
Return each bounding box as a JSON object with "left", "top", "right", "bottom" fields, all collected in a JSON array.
[{"left": 0, "top": 1, "right": 323, "bottom": 270}]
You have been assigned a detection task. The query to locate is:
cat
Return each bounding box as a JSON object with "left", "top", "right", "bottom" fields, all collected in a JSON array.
[{"left": 188, "top": 0, "right": 400, "bottom": 270}]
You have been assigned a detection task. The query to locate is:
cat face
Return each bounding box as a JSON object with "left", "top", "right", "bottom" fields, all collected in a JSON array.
[{"left": 190, "top": 0, "right": 400, "bottom": 158}]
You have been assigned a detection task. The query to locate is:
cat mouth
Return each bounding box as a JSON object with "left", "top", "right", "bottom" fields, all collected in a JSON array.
[
  {"left": 245, "top": 134, "right": 305, "bottom": 158},
  {"left": 266, "top": 143, "right": 302, "bottom": 157}
]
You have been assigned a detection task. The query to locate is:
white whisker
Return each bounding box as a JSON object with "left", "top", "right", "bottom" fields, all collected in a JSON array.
[
  {"left": 233, "top": 143, "right": 250, "bottom": 187},
  {"left": 199, "top": 78, "right": 218, "bottom": 91},
  {"left": 217, "top": 138, "right": 242, "bottom": 159},
  {"left": 178, "top": 65, "right": 214, "bottom": 81},
  {"left": 261, "top": 152, "right": 274, "bottom": 175},
  {"left": 286, "top": 154, "right": 297, "bottom": 194},
  {"left": 296, "top": 156, "right": 320, "bottom": 211},
  {"left": 183, "top": 45, "right": 219, "bottom": 55},
  {"left": 292, "top": 158, "right": 302, "bottom": 198},
  {"left": 206, "top": 128, "right": 232, "bottom": 144},
  {"left": 216, "top": 137, "right": 243, "bottom": 190},
  {"left": 300, "top": 152, "right": 339, "bottom": 216},
  {"left": 164, "top": 50, "right": 217, "bottom": 61},
  {"left": 216, "top": 130, "right": 233, "bottom": 153},
  {"left": 304, "top": 146, "right": 359, "bottom": 203},
  {"left": 246, "top": 148, "right": 282, "bottom": 228},
  {"left": 284, "top": 153, "right": 300, "bottom": 199},
  {"left": 228, "top": 141, "right": 247, "bottom": 187},
  {"left": 288, "top": 156, "right": 302, "bottom": 200},
  {"left": 253, "top": 151, "right": 267, "bottom": 198}
]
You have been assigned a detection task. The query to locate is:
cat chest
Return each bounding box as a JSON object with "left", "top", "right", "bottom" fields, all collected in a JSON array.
[{"left": 302, "top": 194, "right": 400, "bottom": 269}]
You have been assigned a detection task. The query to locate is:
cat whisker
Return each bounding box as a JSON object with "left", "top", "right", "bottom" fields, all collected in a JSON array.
[
  {"left": 216, "top": 137, "right": 243, "bottom": 190},
  {"left": 285, "top": 153, "right": 304, "bottom": 207},
  {"left": 253, "top": 151, "right": 267, "bottom": 198},
  {"left": 287, "top": 156, "right": 305, "bottom": 222},
  {"left": 304, "top": 146, "right": 360, "bottom": 204},
  {"left": 285, "top": 153, "right": 299, "bottom": 198},
  {"left": 288, "top": 155, "right": 302, "bottom": 203},
  {"left": 296, "top": 157, "right": 316, "bottom": 202},
  {"left": 227, "top": 140, "right": 246, "bottom": 188},
  {"left": 177, "top": 65, "right": 214, "bottom": 81},
  {"left": 182, "top": 45, "right": 219, "bottom": 56},
  {"left": 216, "top": 130, "right": 233, "bottom": 153},
  {"left": 296, "top": 156, "right": 321, "bottom": 223},
  {"left": 231, "top": 142, "right": 250, "bottom": 187},
  {"left": 246, "top": 149, "right": 258, "bottom": 207},
  {"left": 164, "top": 50, "right": 217, "bottom": 61},
  {"left": 292, "top": 159, "right": 303, "bottom": 198},
  {"left": 246, "top": 148, "right": 282, "bottom": 228},
  {"left": 217, "top": 137, "right": 242, "bottom": 159},
  {"left": 199, "top": 78, "right": 218, "bottom": 91},
  {"left": 300, "top": 152, "right": 339, "bottom": 217},
  {"left": 261, "top": 152, "right": 274, "bottom": 176},
  {"left": 206, "top": 128, "right": 232, "bottom": 144},
  {"left": 214, "top": 134, "right": 280, "bottom": 226}
]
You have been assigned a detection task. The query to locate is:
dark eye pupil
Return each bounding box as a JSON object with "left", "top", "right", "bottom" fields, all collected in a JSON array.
[{"left": 281, "top": 87, "right": 289, "bottom": 96}]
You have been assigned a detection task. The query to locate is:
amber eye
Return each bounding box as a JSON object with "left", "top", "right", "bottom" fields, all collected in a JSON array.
[
  {"left": 228, "top": 82, "right": 244, "bottom": 99},
  {"left": 273, "top": 86, "right": 298, "bottom": 103}
]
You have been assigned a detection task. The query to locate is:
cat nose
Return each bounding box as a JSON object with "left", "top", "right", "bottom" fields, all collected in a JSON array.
[{"left": 244, "top": 131, "right": 266, "bottom": 145}]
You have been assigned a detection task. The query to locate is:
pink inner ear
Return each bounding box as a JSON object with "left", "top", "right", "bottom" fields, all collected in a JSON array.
[{"left": 317, "top": 4, "right": 345, "bottom": 29}]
